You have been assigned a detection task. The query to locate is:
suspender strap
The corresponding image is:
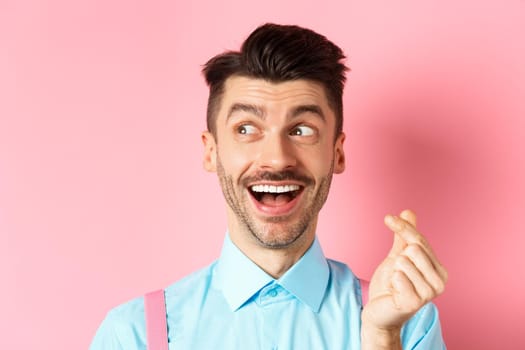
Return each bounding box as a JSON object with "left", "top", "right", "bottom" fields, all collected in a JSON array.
[
  {"left": 359, "top": 278, "right": 369, "bottom": 306},
  {"left": 144, "top": 289, "right": 168, "bottom": 350}
]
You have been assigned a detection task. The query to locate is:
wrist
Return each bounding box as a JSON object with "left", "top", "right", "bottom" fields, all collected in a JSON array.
[{"left": 361, "top": 323, "right": 402, "bottom": 350}]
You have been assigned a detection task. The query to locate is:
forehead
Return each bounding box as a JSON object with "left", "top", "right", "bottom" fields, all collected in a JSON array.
[{"left": 220, "top": 76, "right": 331, "bottom": 112}]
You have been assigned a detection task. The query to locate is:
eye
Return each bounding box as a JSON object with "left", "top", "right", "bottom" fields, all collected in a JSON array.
[
  {"left": 237, "top": 124, "right": 258, "bottom": 135},
  {"left": 290, "top": 125, "right": 315, "bottom": 136}
]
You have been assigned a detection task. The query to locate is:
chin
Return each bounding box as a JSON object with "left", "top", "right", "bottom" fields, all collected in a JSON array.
[{"left": 251, "top": 222, "right": 309, "bottom": 249}]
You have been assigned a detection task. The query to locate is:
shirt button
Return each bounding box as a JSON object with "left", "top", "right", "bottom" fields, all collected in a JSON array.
[{"left": 268, "top": 289, "right": 278, "bottom": 297}]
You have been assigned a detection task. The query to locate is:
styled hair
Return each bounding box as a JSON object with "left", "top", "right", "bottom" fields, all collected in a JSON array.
[{"left": 202, "top": 23, "right": 349, "bottom": 137}]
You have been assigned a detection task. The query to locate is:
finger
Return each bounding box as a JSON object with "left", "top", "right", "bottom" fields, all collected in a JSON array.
[
  {"left": 391, "top": 271, "right": 421, "bottom": 313},
  {"left": 388, "top": 231, "right": 407, "bottom": 257},
  {"left": 402, "top": 244, "right": 447, "bottom": 295},
  {"left": 400, "top": 209, "right": 417, "bottom": 228},
  {"left": 395, "top": 254, "right": 437, "bottom": 304},
  {"left": 385, "top": 215, "right": 431, "bottom": 254},
  {"left": 384, "top": 215, "right": 448, "bottom": 281},
  {"left": 394, "top": 223, "right": 448, "bottom": 284}
]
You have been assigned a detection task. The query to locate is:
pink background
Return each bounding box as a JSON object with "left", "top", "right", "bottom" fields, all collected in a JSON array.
[{"left": 1, "top": 0, "right": 523, "bottom": 349}]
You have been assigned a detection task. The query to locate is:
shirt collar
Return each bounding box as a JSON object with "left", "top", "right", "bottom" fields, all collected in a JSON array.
[
  {"left": 215, "top": 233, "right": 330, "bottom": 313},
  {"left": 278, "top": 236, "right": 330, "bottom": 313}
]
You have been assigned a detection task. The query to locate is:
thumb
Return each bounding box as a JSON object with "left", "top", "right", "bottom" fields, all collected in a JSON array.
[
  {"left": 400, "top": 209, "right": 417, "bottom": 228},
  {"left": 389, "top": 232, "right": 407, "bottom": 256}
]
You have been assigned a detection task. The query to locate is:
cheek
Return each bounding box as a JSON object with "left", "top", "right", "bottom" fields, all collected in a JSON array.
[
  {"left": 299, "top": 144, "right": 335, "bottom": 173},
  {"left": 217, "top": 143, "right": 255, "bottom": 174}
]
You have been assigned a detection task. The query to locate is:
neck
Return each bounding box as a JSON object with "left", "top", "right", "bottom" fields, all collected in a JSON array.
[
  {"left": 227, "top": 214, "right": 317, "bottom": 279},
  {"left": 239, "top": 238, "right": 314, "bottom": 279}
]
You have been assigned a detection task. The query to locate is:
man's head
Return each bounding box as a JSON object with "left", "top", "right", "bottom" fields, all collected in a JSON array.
[
  {"left": 203, "top": 23, "right": 348, "bottom": 139},
  {"left": 201, "top": 24, "right": 348, "bottom": 251}
]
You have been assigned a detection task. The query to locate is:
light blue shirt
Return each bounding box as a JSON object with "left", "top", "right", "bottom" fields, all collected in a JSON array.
[{"left": 90, "top": 234, "right": 445, "bottom": 349}]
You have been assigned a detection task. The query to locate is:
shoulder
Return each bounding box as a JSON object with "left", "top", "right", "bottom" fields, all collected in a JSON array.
[
  {"left": 164, "top": 261, "right": 217, "bottom": 299},
  {"left": 326, "top": 258, "right": 360, "bottom": 286},
  {"left": 111, "top": 261, "right": 216, "bottom": 316},
  {"left": 90, "top": 261, "right": 218, "bottom": 350},
  {"left": 324, "top": 258, "right": 365, "bottom": 304},
  {"left": 89, "top": 296, "right": 147, "bottom": 350}
]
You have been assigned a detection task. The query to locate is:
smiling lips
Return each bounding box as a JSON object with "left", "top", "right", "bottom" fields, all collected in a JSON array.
[{"left": 249, "top": 183, "right": 304, "bottom": 215}]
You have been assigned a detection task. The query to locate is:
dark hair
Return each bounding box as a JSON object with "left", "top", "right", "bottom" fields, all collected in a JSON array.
[{"left": 202, "top": 23, "right": 349, "bottom": 137}]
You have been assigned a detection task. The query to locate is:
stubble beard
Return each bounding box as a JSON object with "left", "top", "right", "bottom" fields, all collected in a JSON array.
[{"left": 215, "top": 155, "right": 334, "bottom": 249}]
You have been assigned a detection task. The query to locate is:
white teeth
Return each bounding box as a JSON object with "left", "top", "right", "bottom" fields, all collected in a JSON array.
[{"left": 250, "top": 184, "right": 300, "bottom": 193}]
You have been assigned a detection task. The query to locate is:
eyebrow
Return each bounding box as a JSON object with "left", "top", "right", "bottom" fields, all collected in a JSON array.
[
  {"left": 290, "top": 104, "right": 325, "bottom": 122},
  {"left": 226, "top": 103, "right": 325, "bottom": 122},
  {"left": 227, "top": 103, "right": 266, "bottom": 121}
]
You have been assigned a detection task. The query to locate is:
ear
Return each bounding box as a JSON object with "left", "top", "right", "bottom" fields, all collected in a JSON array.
[
  {"left": 333, "top": 132, "right": 346, "bottom": 174},
  {"left": 202, "top": 131, "right": 217, "bottom": 172}
]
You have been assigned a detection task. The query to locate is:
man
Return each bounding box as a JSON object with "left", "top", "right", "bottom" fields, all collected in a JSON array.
[{"left": 90, "top": 23, "right": 447, "bottom": 349}]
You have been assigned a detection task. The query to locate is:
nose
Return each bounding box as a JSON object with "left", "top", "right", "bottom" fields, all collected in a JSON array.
[{"left": 255, "top": 132, "right": 297, "bottom": 171}]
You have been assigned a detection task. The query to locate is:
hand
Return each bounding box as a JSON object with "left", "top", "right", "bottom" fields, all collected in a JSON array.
[{"left": 361, "top": 210, "right": 448, "bottom": 348}]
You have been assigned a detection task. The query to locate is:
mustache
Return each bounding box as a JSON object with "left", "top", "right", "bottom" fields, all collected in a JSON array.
[{"left": 242, "top": 170, "right": 314, "bottom": 186}]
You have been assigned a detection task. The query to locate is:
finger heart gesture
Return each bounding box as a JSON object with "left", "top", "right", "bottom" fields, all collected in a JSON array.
[{"left": 361, "top": 210, "right": 448, "bottom": 348}]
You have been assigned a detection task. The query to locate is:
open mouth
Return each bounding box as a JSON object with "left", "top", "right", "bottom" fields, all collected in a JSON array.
[{"left": 248, "top": 184, "right": 303, "bottom": 207}]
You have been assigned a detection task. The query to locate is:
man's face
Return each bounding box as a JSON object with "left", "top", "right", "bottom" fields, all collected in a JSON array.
[{"left": 202, "top": 76, "right": 345, "bottom": 249}]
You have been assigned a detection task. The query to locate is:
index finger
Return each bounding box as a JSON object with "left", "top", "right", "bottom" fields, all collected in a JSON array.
[
  {"left": 385, "top": 214, "right": 448, "bottom": 281},
  {"left": 385, "top": 214, "right": 429, "bottom": 250}
]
